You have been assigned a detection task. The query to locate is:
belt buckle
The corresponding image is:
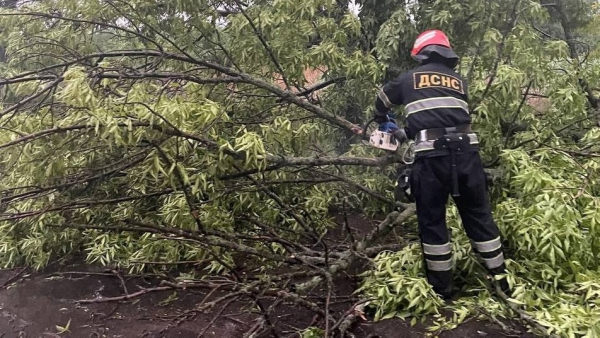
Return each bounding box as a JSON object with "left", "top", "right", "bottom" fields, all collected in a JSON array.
[{"left": 417, "top": 129, "right": 428, "bottom": 142}]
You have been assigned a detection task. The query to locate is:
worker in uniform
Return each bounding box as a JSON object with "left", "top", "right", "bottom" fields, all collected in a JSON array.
[{"left": 372, "top": 30, "right": 510, "bottom": 299}]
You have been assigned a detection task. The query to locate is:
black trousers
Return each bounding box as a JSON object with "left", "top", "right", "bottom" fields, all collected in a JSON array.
[{"left": 409, "top": 151, "right": 506, "bottom": 294}]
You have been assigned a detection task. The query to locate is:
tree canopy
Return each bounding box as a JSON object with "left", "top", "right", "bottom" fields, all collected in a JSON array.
[{"left": 1, "top": 0, "right": 600, "bottom": 337}]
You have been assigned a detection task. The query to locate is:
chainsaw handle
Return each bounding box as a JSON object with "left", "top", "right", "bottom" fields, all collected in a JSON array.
[
  {"left": 361, "top": 117, "right": 378, "bottom": 140},
  {"left": 362, "top": 117, "right": 407, "bottom": 143},
  {"left": 392, "top": 128, "right": 408, "bottom": 144}
]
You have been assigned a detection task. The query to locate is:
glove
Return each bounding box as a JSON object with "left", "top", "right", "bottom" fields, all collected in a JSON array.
[
  {"left": 392, "top": 128, "right": 408, "bottom": 144},
  {"left": 373, "top": 111, "right": 397, "bottom": 124},
  {"left": 378, "top": 121, "right": 399, "bottom": 132}
]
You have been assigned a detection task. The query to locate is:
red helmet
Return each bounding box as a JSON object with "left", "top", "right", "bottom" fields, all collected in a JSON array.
[{"left": 411, "top": 30, "right": 452, "bottom": 58}]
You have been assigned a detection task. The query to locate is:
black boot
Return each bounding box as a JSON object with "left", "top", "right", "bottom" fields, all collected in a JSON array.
[
  {"left": 496, "top": 276, "right": 511, "bottom": 297},
  {"left": 489, "top": 265, "right": 511, "bottom": 297},
  {"left": 434, "top": 285, "right": 456, "bottom": 301}
]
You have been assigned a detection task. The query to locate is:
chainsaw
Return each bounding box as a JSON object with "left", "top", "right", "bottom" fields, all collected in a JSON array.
[
  {"left": 360, "top": 118, "right": 416, "bottom": 203},
  {"left": 361, "top": 118, "right": 408, "bottom": 152}
]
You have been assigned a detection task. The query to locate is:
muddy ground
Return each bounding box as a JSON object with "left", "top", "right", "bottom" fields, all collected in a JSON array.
[
  {"left": 0, "top": 262, "right": 537, "bottom": 338},
  {"left": 0, "top": 214, "right": 536, "bottom": 338}
]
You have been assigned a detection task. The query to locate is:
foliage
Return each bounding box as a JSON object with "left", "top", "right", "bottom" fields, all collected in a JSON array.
[
  {"left": 0, "top": 0, "right": 600, "bottom": 337},
  {"left": 300, "top": 327, "right": 325, "bottom": 338},
  {"left": 367, "top": 149, "right": 600, "bottom": 336},
  {"left": 358, "top": 244, "right": 443, "bottom": 321},
  {"left": 0, "top": 0, "right": 392, "bottom": 272},
  {"left": 359, "top": 0, "right": 600, "bottom": 337}
]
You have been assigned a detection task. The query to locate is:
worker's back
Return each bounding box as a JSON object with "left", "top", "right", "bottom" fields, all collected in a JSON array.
[{"left": 388, "top": 62, "right": 471, "bottom": 140}]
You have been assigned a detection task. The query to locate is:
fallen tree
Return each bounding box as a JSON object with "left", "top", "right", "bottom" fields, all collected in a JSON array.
[{"left": 0, "top": 0, "right": 599, "bottom": 337}]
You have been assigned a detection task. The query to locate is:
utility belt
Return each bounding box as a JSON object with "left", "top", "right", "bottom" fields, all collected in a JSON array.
[
  {"left": 412, "top": 124, "right": 477, "bottom": 197},
  {"left": 413, "top": 124, "right": 479, "bottom": 153}
]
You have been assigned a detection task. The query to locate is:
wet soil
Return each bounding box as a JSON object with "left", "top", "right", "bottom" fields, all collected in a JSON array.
[{"left": 0, "top": 214, "right": 536, "bottom": 338}]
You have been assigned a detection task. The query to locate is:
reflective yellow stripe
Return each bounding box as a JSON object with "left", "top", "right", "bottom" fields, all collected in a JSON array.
[
  {"left": 474, "top": 237, "right": 502, "bottom": 253},
  {"left": 377, "top": 89, "right": 395, "bottom": 109},
  {"left": 426, "top": 258, "right": 453, "bottom": 271},
  {"left": 405, "top": 97, "right": 469, "bottom": 116},
  {"left": 483, "top": 253, "right": 505, "bottom": 269},
  {"left": 423, "top": 242, "right": 452, "bottom": 255}
]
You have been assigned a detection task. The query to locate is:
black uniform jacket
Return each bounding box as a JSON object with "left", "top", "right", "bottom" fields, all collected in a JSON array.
[{"left": 374, "top": 62, "right": 471, "bottom": 142}]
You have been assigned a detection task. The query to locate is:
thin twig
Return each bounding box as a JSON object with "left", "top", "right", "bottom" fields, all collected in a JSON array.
[
  {"left": 243, "top": 318, "right": 266, "bottom": 338},
  {"left": 232, "top": 0, "right": 291, "bottom": 90},
  {"left": 330, "top": 298, "right": 373, "bottom": 333},
  {"left": 473, "top": 0, "right": 523, "bottom": 110},
  {"left": 129, "top": 260, "right": 209, "bottom": 266},
  {"left": 0, "top": 267, "right": 27, "bottom": 288},
  {"left": 337, "top": 302, "right": 369, "bottom": 337},
  {"left": 484, "top": 274, "right": 558, "bottom": 338},
  {"left": 295, "top": 205, "right": 417, "bottom": 292},
  {"left": 504, "top": 80, "right": 533, "bottom": 148},
  {"left": 252, "top": 296, "right": 281, "bottom": 338},
  {"left": 478, "top": 307, "right": 521, "bottom": 336},
  {"left": 342, "top": 199, "right": 357, "bottom": 251},
  {"left": 197, "top": 284, "right": 223, "bottom": 309},
  {"left": 0, "top": 77, "right": 63, "bottom": 118},
  {"left": 324, "top": 274, "right": 333, "bottom": 338},
  {"left": 77, "top": 286, "right": 173, "bottom": 304},
  {"left": 196, "top": 297, "right": 238, "bottom": 337},
  {"left": 111, "top": 269, "right": 129, "bottom": 295},
  {"left": 296, "top": 77, "right": 346, "bottom": 97}
]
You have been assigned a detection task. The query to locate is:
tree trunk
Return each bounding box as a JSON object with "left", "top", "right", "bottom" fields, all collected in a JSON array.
[
  {"left": 0, "top": 0, "right": 19, "bottom": 62},
  {"left": 553, "top": 0, "right": 599, "bottom": 112}
]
